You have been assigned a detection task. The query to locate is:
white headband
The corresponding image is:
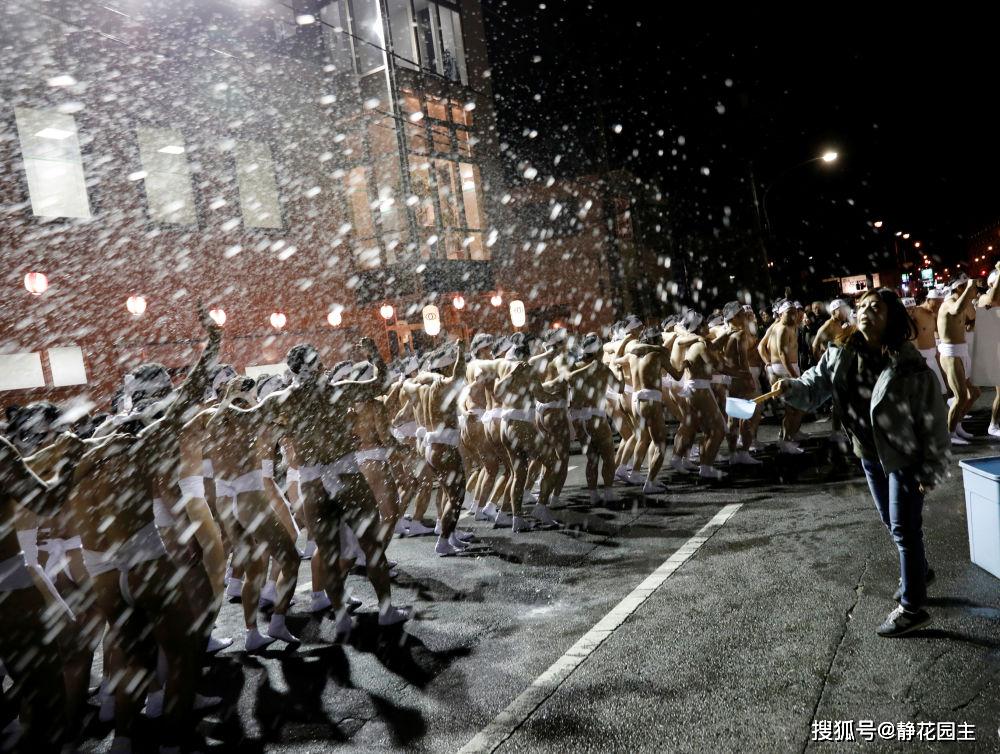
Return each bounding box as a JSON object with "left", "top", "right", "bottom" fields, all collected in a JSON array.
[
  {"left": 212, "top": 366, "right": 238, "bottom": 395},
  {"left": 623, "top": 316, "right": 642, "bottom": 333},
  {"left": 778, "top": 301, "right": 794, "bottom": 315},
  {"left": 927, "top": 287, "right": 945, "bottom": 300},
  {"left": 257, "top": 375, "right": 285, "bottom": 401},
  {"left": 353, "top": 361, "right": 375, "bottom": 382},
  {"left": 430, "top": 352, "right": 457, "bottom": 371},
  {"left": 828, "top": 299, "right": 848, "bottom": 315},
  {"left": 329, "top": 364, "right": 354, "bottom": 383}
]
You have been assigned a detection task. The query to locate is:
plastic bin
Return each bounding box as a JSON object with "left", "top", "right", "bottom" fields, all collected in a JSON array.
[{"left": 958, "top": 457, "right": 1000, "bottom": 579}]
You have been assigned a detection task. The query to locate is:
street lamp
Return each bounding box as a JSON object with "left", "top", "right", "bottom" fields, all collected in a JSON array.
[
  {"left": 873, "top": 220, "right": 884, "bottom": 229},
  {"left": 757, "top": 149, "right": 841, "bottom": 236}
]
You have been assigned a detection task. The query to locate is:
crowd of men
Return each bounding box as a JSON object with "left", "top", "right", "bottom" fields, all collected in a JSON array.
[{"left": 0, "top": 266, "right": 997, "bottom": 752}]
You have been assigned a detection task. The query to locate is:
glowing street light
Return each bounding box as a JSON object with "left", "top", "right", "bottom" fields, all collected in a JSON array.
[
  {"left": 873, "top": 220, "right": 884, "bottom": 228},
  {"left": 126, "top": 295, "right": 147, "bottom": 316},
  {"left": 902, "top": 233, "right": 910, "bottom": 240},
  {"left": 23, "top": 272, "right": 48, "bottom": 295},
  {"left": 821, "top": 151, "right": 838, "bottom": 163},
  {"left": 914, "top": 242, "right": 921, "bottom": 249},
  {"left": 379, "top": 304, "right": 394, "bottom": 320}
]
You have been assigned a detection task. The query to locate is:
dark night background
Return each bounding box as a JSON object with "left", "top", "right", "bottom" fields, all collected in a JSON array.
[{"left": 481, "top": 2, "right": 1000, "bottom": 299}]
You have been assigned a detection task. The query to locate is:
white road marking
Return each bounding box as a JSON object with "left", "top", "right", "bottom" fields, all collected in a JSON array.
[{"left": 458, "top": 502, "right": 744, "bottom": 754}]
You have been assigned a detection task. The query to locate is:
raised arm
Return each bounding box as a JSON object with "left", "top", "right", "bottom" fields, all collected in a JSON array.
[
  {"left": 166, "top": 305, "right": 223, "bottom": 424},
  {"left": 957, "top": 278, "right": 980, "bottom": 310}
]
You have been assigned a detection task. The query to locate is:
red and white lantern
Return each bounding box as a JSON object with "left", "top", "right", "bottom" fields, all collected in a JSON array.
[{"left": 24, "top": 272, "right": 48, "bottom": 296}]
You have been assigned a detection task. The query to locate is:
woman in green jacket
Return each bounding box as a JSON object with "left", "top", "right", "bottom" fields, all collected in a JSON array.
[{"left": 773, "top": 289, "right": 951, "bottom": 637}]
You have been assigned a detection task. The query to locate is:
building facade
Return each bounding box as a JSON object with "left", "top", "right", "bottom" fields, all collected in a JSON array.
[{"left": 0, "top": 0, "right": 654, "bottom": 410}]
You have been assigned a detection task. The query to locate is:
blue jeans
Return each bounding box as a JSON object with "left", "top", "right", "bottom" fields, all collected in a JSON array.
[{"left": 861, "top": 459, "right": 929, "bottom": 610}]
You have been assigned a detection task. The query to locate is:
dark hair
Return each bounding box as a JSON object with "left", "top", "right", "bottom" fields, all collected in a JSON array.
[
  {"left": 129, "top": 363, "right": 172, "bottom": 403},
  {"left": 287, "top": 344, "right": 319, "bottom": 374},
  {"left": 859, "top": 288, "right": 916, "bottom": 352},
  {"left": 640, "top": 326, "right": 661, "bottom": 345}
]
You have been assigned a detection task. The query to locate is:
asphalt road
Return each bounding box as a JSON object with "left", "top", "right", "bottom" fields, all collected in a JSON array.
[{"left": 76, "top": 398, "right": 1000, "bottom": 753}]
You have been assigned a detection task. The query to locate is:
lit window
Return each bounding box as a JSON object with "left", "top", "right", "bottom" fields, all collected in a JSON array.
[
  {"left": 136, "top": 127, "right": 197, "bottom": 225},
  {"left": 0, "top": 353, "right": 45, "bottom": 391},
  {"left": 48, "top": 346, "right": 88, "bottom": 387},
  {"left": 234, "top": 141, "right": 282, "bottom": 229},
  {"left": 459, "top": 163, "right": 482, "bottom": 228},
  {"left": 14, "top": 107, "right": 91, "bottom": 219}
]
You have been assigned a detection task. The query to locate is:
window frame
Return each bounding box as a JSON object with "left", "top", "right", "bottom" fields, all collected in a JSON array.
[
  {"left": 8, "top": 105, "right": 97, "bottom": 225},
  {"left": 133, "top": 124, "right": 202, "bottom": 228}
]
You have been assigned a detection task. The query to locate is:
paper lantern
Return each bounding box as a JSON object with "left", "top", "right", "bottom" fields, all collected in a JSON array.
[
  {"left": 270, "top": 312, "right": 287, "bottom": 330},
  {"left": 208, "top": 308, "right": 227, "bottom": 326},
  {"left": 126, "top": 296, "right": 147, "bottom": 316},
  {"left": 490, "top": 293, "right": 503, "bottom": 307},
  {"left": 452, "top": 295, "right": 466, "bottom": 310},
  {"left": 24, "top": 272, "right": 48, "bottom": 295},
  {"left": 509, "top": 299, "right": 526, "bottom": 328},
  {"left": 379, "top": 304, "right": 395, "bottom": 320},
  {"left": 327, "top": 306, "right": 343, "bottom": 327},
  {"left": 422, "top": 304, "right": 441, "bottom": 336}
]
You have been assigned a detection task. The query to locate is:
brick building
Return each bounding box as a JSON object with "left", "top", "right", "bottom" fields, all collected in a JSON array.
[{"left": 0, "top": 0, "right": 655, "bottom": 410}]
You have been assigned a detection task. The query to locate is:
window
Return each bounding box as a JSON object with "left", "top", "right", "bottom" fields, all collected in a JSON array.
[
  {"left": 48, "top": 347, "right": 88, "bottom": 387},
  {"left": 350, "top": 0, "right": 385, "bottom": 74},
  {"left": 0, "top": 353, "right": 45, "bottom": 391},
  {"left": 436, "top": 4, "right": 467, "bottom": 84},
  {"left": 234, "top": 141, "right": 282, "bottom": 229},
  {"left": 136, "top": 127, "right": 197, "bottom": 225},
  {"left": 387, "top": 0, "right": 418, "bottom": 69},
  {"left": 321, "top": 1, "right": 355, "bottom": 72},
  {"left": 345, "top": 166, "right": 380, "bottom": 268},
  {"left": 245, "top": 363, "right": 288, "bottom": 379},
  {"left": 413, "top": 0, "right": 466, "bottom": 84},
  {"left": 14, "top": 107, "right": 91, "bottom": 219}
]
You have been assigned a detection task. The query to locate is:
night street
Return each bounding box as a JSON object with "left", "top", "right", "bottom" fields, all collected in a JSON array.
[{"left": 4, "top": 3, "right": 1000, "bottom": 752}]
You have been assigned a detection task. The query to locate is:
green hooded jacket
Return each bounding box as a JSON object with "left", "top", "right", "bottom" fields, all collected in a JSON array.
[{"left": 780, "top": 334, "right": 952, "bottom": 486}]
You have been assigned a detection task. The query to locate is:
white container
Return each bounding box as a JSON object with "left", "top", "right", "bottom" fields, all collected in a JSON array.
[{"left": 958, "top": 457, "right": 1000, "bottom": 579}]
